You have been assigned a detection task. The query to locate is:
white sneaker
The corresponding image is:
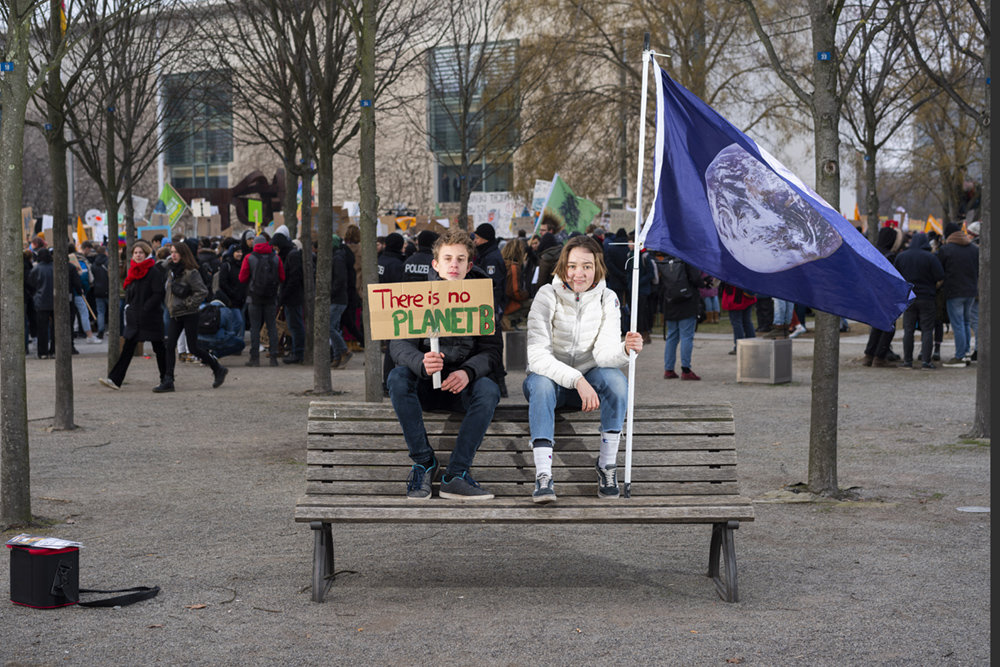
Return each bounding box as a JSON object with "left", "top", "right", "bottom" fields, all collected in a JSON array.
[
  {"left": 86, "top": 336, "right": 100, "bottom": 344},
  {"left": 98, "top": 377, "right": 120, "bottom": 390},
  {"left": 789, "top": 324, "right": 807, "bottom": 339}
]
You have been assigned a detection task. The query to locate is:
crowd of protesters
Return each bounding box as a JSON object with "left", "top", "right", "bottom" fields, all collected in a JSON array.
[{"left": 20, "top": 214, "right": 981, "bottom": 396}]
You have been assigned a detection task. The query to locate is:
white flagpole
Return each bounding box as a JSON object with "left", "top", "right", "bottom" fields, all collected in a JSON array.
[{"left": 623, "top": 34, "right": 652, "bottom": 499}]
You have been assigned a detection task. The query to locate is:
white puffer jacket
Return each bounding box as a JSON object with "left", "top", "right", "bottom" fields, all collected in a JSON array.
[{"left": 526, "top": 276, "right": 630, "bottom": 388}]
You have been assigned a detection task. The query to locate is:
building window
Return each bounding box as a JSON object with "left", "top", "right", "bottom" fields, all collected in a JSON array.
[
  {"left": 163, "top": 70, "right": 233, "bottom": 188},
  {"left": 428, "top": 41, "right": 518, "bottom": 202}
]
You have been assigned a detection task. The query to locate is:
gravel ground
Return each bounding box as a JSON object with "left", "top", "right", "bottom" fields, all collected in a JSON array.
[{"left": 0, "top": 329, "right": 990, "bottom": 665}]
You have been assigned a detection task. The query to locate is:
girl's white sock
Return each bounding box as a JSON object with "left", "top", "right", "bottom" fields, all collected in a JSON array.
[
  {"left": 532, "top": 441, "right": 553, "bottom": 478},
  {"left": 599, "top": 431, "right": 621, "bottom": 468}
]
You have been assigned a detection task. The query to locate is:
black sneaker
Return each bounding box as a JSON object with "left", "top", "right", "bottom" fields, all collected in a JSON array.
[
  {"left": 439, "top": 471, "right": 494, "bottom": 500},
  {"left": 898, "top": 361, "right": 913, "bottom": 369},
  {"left": 532, "top": 473, "right": 556, "bottom": 504},
  {"left": 942, "top": 357, "right": 968, "bottom": 368},
  {"left": 406, "top": 458, "right": 438, "bottom": 499},
  {"left": 921, "top": 361, "right": 937, "bottom": 370},
  {"left": 596, "top": 463, "right": 620, "bottom": 498}
]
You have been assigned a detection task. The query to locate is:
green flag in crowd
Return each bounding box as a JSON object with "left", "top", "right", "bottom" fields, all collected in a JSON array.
[
  {"left": 158, "top": 183, "right": 188, "bottom": 228},
  {"left": 535, "top": 173, "right": 601, "bottom": 235}
]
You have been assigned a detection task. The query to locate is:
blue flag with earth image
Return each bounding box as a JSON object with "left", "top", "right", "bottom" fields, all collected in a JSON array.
[{"left": 640, "top": 60, "right": 913, "bottom": 330}]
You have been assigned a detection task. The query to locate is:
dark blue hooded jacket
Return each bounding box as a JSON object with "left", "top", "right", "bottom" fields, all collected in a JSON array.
[{"left": 893, "top": 232, "right": 944, "bottom": 300}]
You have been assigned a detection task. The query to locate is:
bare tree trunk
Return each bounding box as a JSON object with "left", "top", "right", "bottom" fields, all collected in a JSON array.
[
  {"left": 312, "top": 147, "right": 333, "bottom": 394},
  {"left": 806, "top": 0, "right": 840, "bottom": 496},
  {"left": 865, "top": 147, "right": 879, "bottom": 246},
  {"left": 47, "top": 82, "right": 76, "bottom": 432},
  {"left": 357, "top": 0, "right": 381, "bottom": 401},
  {"left": 967, "top": 3, "right": 989, "bottom": 439},
  {"left": 105, "top": 99, "right": 121, "bottom": 373},
  {"left": 0, "top": 0, "right": 34, "bottom": 526},
  {"left": 301, "top": 169, "right": 315, "bottom": 364}
]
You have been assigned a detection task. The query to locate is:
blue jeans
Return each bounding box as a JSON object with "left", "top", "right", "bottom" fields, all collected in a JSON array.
[
  {"left": 284, "top": 303, "right": 305, "bottom": 358},
  {"left": 702, "top": 295, "right": 719, "bottom": 312},
  {"left": 328, "top": 303, "right": 347, "bottom": 358},
  {"left": 664, "top": 316, "right": 696, "bottom": 370},
  {"left": 387, "top": 365, "right": 500, "bottom": 475},
  {"left": 946, "top": 297, "right": 975, "bottom": 359},
  {"left": 970, "top": 299, "right": 979, "bottom": 351},
  {"left": 729, "top": 308, "right": 755, "bottom": 343},
  {"left": 73, "top": 295, "right": 91, "bottom": 333},
  {"left": 95, "top": 297, "right": 108, "bottom": 334},
  {"left": 522, "top": 367, "right": 628, "bottom": 446},
  {"left": 772, "top": 298, "right": 794, "bottom": 326}
]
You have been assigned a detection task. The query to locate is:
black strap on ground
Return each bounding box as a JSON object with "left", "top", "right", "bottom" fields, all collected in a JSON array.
[{"left": 78, "top": 586, "right": 160, "bottom": 607}]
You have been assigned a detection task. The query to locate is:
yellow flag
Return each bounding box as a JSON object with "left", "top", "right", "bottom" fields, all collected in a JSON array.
[
  {"left": 76, "top": 216, "right": 87, "bottom": 242},
  {"left": 924, "top": 214, "right": 942, "bottom": 235}
]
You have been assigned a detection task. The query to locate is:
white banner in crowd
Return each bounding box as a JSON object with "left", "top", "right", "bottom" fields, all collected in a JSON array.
[
  {"left": 531, "top": 179, "right": 551, "bottom": 212},
  {"left": 468, "top": 191, "right": 518, "bottom": 237}
]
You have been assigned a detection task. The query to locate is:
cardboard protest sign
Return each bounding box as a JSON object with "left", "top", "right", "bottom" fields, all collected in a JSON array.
[{"left": 367, "top": 279, "right": 495, "bottom": 340}]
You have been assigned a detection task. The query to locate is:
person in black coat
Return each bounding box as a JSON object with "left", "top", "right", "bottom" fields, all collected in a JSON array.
[
  {"left": 272, "top": 227, "right": 305, "bottom": 364},
  {"left": 654, "top": 253, "right": 703, "bottom": 380},
  {"left": 603, "top": 227, "right": 630, "bottom": 302},
  {"left": 98, "top": 241, "right": 168, "bottom": 390},
  {"left": 471, "top": 223, "right": 507, "bottom": 318},
  {"left": 387, "top": 229, "right": 504, "bottom": 499},
  {"left": 402, "top": 230, "right": 437, "bottom": 282},
  {"left": 894, "top": 232, "right": 944, "bottom": 368},
  {"left": 28, "top": 247, "right": 56, "bottom": 359},
  {"left": 215, "top": 244, "right": 247, "bottom": 310},
  {"left": 937, "top": 221, "right": 979, "bottom": 365},
  {"left": 378, "top": 232, "right": 406, "bottom": 283},
  {"left": 863, "top": 226, "right": 903, "bottom": 367}
]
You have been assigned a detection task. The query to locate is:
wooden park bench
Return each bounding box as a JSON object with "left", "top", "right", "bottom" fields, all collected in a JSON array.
[{"left": 295, "top": 401, "right": 754, "bottom": 603}]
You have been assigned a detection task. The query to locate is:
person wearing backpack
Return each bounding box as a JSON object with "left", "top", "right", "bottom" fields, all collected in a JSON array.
[
  {"left": 655, "top": 253, "right": 702, "bottom": 380},
  {"left": 68, "top": 244, "right": 99, "bottom": 344},
  {"left": 90, "top": 245, "right": 110, "bottom": 339},
  {"left": 238, "top": 233, "right": 285, "bottom": 366},
  {"left": 196, "top": 299, "right": 246, "bottom": 359}
]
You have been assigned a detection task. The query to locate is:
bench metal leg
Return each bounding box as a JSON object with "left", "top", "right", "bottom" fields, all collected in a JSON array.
[
  {"left": 708, "top": 521, "right": 740, "bottom": 603},
  {"left": 310, "top": 521, "right": 334, "bottom": 603}
]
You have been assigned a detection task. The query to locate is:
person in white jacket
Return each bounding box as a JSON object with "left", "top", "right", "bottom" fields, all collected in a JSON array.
[{"left": 523, "top": 235, "right": 644, "bottom": 503}]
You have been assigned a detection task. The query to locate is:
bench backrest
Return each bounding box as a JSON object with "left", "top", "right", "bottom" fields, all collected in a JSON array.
[{"left": 306, "top": 402, "right": 737, "bottom": 498}]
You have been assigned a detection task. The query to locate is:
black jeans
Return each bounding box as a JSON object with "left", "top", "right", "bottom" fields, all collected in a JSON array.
[
  {"left": 901, "top": 299, "right": 936, "bottom": 364},
  {"left": 108, "top": 337, "right": 167, "bottom": 386},
  {"left": 247, "top": 301, "right": 278, "bottom": 360},
  {"left": 165, "top": 312, "right": 221, "bottom": 378},
  {"left": 864, "top": 326, "right": 895, "bottom": 360}
]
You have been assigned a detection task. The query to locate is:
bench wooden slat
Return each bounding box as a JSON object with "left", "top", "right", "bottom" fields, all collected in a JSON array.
[
  {"left": 307, "top": 464, "right": 738, "bottom": 483},
  {"left": 306, "top": 449, "right": 737, "bottom": 468},
  {"left": 294, "top": 496, "right": 755, "bottom": 523},
  {"left": 308, "top": 402, "right": 734, "bottom": 422},
  {"left": 309, "top": 419, "right": 736, "bottom": 437},
  {"left": 307, "top": 434, "right": 736, "bottom": 452},
  {"left": 304, "top": 480, "right": 741, "bottom": 496}
]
